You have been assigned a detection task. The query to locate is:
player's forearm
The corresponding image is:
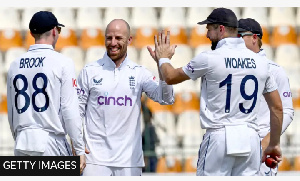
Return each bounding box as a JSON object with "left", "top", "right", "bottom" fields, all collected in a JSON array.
[
  {"left": 159, "top": 80, "right": 174, "bottom": 105},
  {"left": 65, "top": 119, "right": 85, "bottom": 156},
  {"left": 7, "top": 87, "right": 16, "bottom": 140},
  {"left": 261, "top": 132, "right": 270, "bottom": 152},
  {"left": 7, "top": 113, "right": 15, "bottom": 140},
  {"left": 61, "top": 98, "right": 85, "bottom": 155},
  {"left": 159, "top": 62, "right": 180, "bottom": 85},
  {"left": 157, "top": 63, "right": 163, "bottom": 81},
  {"left": 269, "top": 107, "right": 283, "bottom": 146},
  {"left": 159, "top": 58, "right": 174, "bottom": 84}
]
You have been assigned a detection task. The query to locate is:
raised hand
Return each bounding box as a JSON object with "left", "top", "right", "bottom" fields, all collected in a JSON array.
[{"left": 147, "top": 30, "right": 177, "bottom": 64}]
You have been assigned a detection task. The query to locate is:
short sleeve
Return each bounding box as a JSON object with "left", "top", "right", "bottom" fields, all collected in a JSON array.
[
  {"left": 182, "top": 52, "right": 209, "bottom": 80},
  {"left": 263, "top": 69, "right": 278, "bottom": 94}
]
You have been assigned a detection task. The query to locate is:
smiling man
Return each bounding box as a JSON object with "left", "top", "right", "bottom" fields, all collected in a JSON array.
[{"left": 76, "top": 19, "right": 175, "bottom": 176}]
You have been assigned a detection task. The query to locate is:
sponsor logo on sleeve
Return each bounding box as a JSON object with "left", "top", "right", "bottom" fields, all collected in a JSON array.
[
  {"left": 187, "top": 62, "right": 194, "bottom": 73},
  {"left": 283, "top": 92, "right": 292, "bottom": 97}
]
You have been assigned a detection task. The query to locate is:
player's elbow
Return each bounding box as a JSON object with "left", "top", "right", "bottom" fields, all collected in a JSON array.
[
  {"left": 165, "top": 77, "right": 177, "bottom": 85},
  {"left": 271, "top": 102, "right": 283, "bottom": 116},
  {"left": 165, "top": 79, "right": 173, "bottom": 85}
]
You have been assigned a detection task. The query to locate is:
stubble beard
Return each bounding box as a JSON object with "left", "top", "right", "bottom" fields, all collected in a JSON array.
[{"left": 211, "top": 40, "right": 219, "bottom": 50}]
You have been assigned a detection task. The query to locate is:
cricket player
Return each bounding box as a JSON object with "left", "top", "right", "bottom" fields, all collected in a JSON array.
[
  {"left": 148, "top": 8, "right": 283, "bottom": 176},
  {"left": 6, "top": 11, "right": 86, "bottom": 173},
  {"left": 238, "top": 18, "right": 294, "bottom": 176},
  {"left": 77, "top": 19, "right": 174, "bottom": 176}
]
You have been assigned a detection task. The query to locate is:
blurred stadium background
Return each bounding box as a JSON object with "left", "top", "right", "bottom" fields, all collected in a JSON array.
[{"left": 0, "top": 7, "right": 300, "bottom": 175}]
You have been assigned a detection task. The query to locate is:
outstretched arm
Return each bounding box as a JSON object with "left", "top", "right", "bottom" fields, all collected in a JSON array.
[
  {"left": 262, "top": 90, "right": 283, "bottom": 164},
  {"left": 147, "top": 30, "right": 190, "bottom": 85}
]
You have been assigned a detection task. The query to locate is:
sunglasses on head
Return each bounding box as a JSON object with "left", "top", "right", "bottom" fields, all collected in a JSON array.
[
  {"left": 237, "top": 32, "right": 260, "bottom": 38},
  {"left": 56, "top": 26, "right": 61, "bottom": 34}
]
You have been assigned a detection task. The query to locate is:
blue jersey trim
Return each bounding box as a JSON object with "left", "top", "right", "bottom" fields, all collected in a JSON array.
[
  {"left": 203, "top": 135, "right": 211, "bottom": 171},
  {"left": 28, "top": 48, "right": 54, "bottom": 52},
  {"left": 55, "top": 138, "right": 62, "bottom": 156},
  {"left": 64, "top": 139, "right": 71, "bottom": 156}
]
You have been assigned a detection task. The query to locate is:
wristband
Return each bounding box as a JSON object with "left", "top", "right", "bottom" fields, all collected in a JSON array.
[{"left": 159, "top": 58, "right": 171, "bottom": 67}]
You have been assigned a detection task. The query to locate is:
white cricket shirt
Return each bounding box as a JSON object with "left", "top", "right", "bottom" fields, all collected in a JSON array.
[
  {"left": 256, "top": 49, "right": 294, "bottom": 137},
  {"left": 7, "top": 44, "right": 85, "bottom": 155},
  {"left": 77, "top": 53, "right": 174, "bottom": 167},
  {"left": 182, "top": 38, "right": 277, "bottom": 130}
]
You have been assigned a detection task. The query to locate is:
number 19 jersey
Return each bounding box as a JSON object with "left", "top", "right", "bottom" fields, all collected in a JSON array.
[
  {"left": 182, "top": 38, "right": 277, "bottom": 130},
  {"left": 6, "top": 44, "right": 84, "bottom": 155}
]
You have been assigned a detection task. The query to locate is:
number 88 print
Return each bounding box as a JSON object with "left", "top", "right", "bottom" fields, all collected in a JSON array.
[
  {"left": 219, "top": 74, "right": 258, "bottom": 114},
  {"left": 13, "top": 73, "right": 49, "bottom": 114}
]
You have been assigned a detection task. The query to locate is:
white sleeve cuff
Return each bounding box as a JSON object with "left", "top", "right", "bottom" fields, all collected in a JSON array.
[{"left": 159, "top": 58, "right": 171, "bottom": 67}]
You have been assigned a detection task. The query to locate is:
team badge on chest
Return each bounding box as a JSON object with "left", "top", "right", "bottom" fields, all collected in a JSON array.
[{"left": 129, "top": 76, "right": 135, "bottom": 89}]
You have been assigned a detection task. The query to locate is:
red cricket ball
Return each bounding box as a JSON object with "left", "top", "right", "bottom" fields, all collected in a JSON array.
[{"left": 265, "top": 157, "right": 277, "bottom": 169}]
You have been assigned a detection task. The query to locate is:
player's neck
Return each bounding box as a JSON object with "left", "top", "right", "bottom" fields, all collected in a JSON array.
[
  {"left": 35, "top": 39, "right": 53, "bottom": 46},
  {"left": 253, "top": 46, "right": 260, "bottom": 53},
  {"left": 112, "top": 56, "right": 126, "bottom": 68}
]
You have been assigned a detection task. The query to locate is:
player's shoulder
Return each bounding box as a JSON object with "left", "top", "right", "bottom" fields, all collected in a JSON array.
[
  {"left": 51, "top": 51, "right": 73, "bottom": 64},
  {"left": 193, "top": 50, "right": 212, "bottom": 63},
  {"left": 82, "top": 58, "right": 103, "bottom": 70},
  {"left": 261, "top": 55, "right": 286, "bottom": 72},
  {"left": 7, "top": 51, "right": 29, "bottom": 74},
  {"left": 265, "top": 57, "right": 281, "bottom": 68}
]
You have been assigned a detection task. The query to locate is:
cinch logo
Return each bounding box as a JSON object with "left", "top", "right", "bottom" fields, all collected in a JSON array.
[
  {"left": 283, "top": 92, "right": 292, "bottom": 97},
  {"left": 98, "top": 95, "right": 132, "bottom": 106},
  {"left": 76, "top": 88, "right": 85, "bottom": 95}
]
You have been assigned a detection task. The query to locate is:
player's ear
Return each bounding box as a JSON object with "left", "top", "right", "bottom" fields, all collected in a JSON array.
[
  {"left": 252, "top": 34, "right": 258, "bottom": 44},
  {"left": 52, "top": 27, "right": 56, "bottom": 36},
  {"left": 127, "top": 35, "right": 133, "bottom": 45},
  {"left": 219, "top": 25, "right": 225, "bottom": 33}
]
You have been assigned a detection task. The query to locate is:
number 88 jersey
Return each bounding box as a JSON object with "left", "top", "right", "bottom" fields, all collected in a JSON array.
[
  {"left": 182, "top": 38, "right": 277, "bottom": 130},
  {"left": 6, "top": 44, "right": 82, "bottom": 139}
]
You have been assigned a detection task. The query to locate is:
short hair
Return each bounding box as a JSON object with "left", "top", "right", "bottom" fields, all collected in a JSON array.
[
  {"left": 31, "top": 30, "right": 51, "bottom": 40},
  {"left": 211, "top": 24, "right": 238, "bottom": 35},
  {"left": 224, "top": 26, "right": 238, "bottom": 35},
  {"left": 258, "top": 37, "right": 262, "bottom": 49}
]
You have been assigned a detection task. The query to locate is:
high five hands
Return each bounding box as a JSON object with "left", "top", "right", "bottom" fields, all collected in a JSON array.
[{"left": 147, "top": 30, "right": 177, "bottom": 63}]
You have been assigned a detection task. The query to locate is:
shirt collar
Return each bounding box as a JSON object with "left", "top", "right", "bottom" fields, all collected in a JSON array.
[
  {"left": 102, "top": 52, "right": 129, "bottom": 69},
  {"left": 28, "top": 44, "right": 54, "bottom": 51},
  {"left": 257, "top": 49, "right": 266, "bottom": 57},
  {"left": 215, "top": 37, "right": 247, "bottom": 50}
]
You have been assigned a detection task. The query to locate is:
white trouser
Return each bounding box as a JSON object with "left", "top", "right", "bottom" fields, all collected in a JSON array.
[
  {"left": 82, "top": 163, "right": 142, "bottom": 176},
  {"left": 259, "top": 162, "right": 278, "bottom": 176},
  {"left": 196, "top": 127, "right": 261, "bottom": 176},
  {"left": 14, "top": 132, "right": 72, "bottom": 156}
]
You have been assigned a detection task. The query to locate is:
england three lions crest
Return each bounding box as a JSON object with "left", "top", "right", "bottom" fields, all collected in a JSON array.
[{"left": 129, "top": 76, "right": 135, "bottom": 89}]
